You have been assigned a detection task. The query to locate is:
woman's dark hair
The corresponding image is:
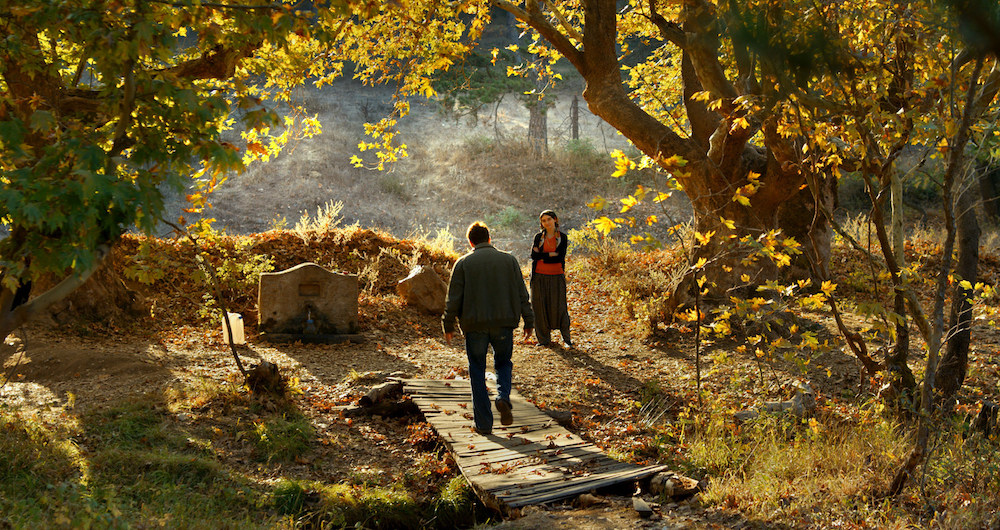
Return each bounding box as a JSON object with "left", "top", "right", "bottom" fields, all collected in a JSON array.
[
  {"left": 539, "top": 210, "right": 559, "bottom": 231},
  {"left": 467, "top": 221, "right": 490, "bottom": 245}
]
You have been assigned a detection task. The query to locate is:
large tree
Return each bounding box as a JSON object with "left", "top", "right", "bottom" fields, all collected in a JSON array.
[
  {"left": 488, "top": 0, "right": 996, "bottom": 302},
  {"left": 491, "top": 0, "right": 840, "bottom": 298},
  {"left": 0, "top": 0, "right": 488, "bottom": 340},
  {"left": 481, "top": 0, "right": 999, "bottom": 496}
]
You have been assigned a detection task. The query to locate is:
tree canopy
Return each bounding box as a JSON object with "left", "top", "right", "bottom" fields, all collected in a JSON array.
[
  {"left": 494, "top": 0, "right": 998, "bottom": 281},
  {"left": 0, "top": 0, "right": 490, "bottom": 334}
]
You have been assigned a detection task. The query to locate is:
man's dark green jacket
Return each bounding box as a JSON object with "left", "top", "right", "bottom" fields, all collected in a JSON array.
[{"left": 442, "top": 243, "right": 534, "bottom": 334}]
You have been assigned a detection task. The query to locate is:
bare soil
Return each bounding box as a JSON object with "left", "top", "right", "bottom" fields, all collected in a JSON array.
[{"left": 4, "top": 272, "right": 727, "bottom": 528}]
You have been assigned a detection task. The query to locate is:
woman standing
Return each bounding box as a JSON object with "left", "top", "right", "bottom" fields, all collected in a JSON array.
[{"left": 530, "top": 210, "right": 572, "bottom": 347}]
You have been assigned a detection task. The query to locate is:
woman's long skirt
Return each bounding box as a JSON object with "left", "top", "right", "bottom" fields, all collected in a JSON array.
[{"left": 530, "top": 273, "right": 572, "bottom": 346}]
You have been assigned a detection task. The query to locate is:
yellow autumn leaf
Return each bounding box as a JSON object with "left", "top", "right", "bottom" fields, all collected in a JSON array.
[
  {"left": 691, "top": 90, "right": 711, "bottom": 102},
  {"left": 612, "top": 157, "right": 632, "bottom": 178},
  {"left": 588, "top": 196, "right": 608, "bottom": 211},
  {"left": 620, "top": 195, "right": 639, "bottom": 213},
  {"left": 593, "top": 216, "right": 617, "bottom": 235},
  {"left": 660, "top": 154, "right": 687, "bottom": 168},
  {"left": 694, "top": 230, "right": 715, "bottom": 245},
  {"left": 693, "top": 257, "right": 707, "bottom": 269}
]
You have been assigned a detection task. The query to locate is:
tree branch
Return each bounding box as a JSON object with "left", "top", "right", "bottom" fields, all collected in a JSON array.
[
  {"left": 492, "top": 0, "right": 584, "bottom": 72},
  {"left": 970, "top": 61, "right": 1000, "bottom": 117},
  {"left": 540, "top": 0, "right": 584, "bottom": 45},
  {"left": 682, "top": 0, "right": 738, "bottom": 101},
  {"left": 647, "top": 0, "right": 684, "bottom": 46},
  {"left": 0, "top": 245, "right": 111, "bottom": 338},
  {"left": 159, "top": 44, "right": 258, "bottom": 81}
]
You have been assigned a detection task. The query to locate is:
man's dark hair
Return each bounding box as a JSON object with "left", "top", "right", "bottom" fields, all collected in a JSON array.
[{"left": 467, "top": 221, "right": 490, "bottom": 245}]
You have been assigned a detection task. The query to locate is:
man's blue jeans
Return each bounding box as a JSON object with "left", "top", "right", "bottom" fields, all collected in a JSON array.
[{"left": 465, "top": 327, "right": 514, "bottom": 432}]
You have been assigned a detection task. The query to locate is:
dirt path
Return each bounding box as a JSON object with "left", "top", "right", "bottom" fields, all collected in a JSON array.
[{"left": 4, "top": 264, "right": 927, "bottom": 529}]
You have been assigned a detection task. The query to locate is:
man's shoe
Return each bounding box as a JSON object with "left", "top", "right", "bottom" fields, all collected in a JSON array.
[
  {"left": 496, "top": 399, "right": 513, "bottom": 426},
  {"left": 473, "top": 426, "right": 492, "bottom": 435}
]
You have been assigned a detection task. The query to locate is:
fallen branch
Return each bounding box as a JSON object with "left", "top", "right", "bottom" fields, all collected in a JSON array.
[
  {"left": 733, "top": 381, "right": 815, "bottom": 422},
  {"left": 358, "top": 380, "right": 403, "bottom": 407}
]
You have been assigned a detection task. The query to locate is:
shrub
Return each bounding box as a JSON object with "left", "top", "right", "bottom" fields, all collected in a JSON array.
[
  {"left": 571, "top": 227, "right": 686, "bottom": 335},
  {"left": 485, "top": 206, "right": 528, "bottom": 231}
]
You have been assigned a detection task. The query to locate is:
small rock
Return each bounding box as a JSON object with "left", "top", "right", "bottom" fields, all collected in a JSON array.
[
  {"left": 396, "top": 265, "right": 447, "bottom": 314},
  {"left": 576, "top": 493, "right": 603, "bottom": 507},
  {"left": 633, "top": 496, "right": 653, "bottom": 518}
]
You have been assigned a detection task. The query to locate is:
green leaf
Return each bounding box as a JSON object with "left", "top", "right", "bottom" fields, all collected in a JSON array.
[{"left": 29, "top": 110, "right": 56, "bottom": 133}]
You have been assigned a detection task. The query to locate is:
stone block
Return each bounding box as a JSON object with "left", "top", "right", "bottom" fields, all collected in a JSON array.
[{"left": 258, "top": 262, "right": 359, "bottom": 337}]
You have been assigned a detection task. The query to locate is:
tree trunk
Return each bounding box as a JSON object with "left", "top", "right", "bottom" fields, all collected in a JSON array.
[
  {"left": 887, "top": 172, "right": 915, "bottom": 397},
  {"left": 691, "top": 168, "right": 834, "bottom": 290},
  {"left": 936, "top": 178, "right": 980, "bottom": 405},
  {"left": 977, "top": 162, "right": 1000, "bottom": 220},
  {"left": 1, "top": 245, "right": 111, "bottom": 342},
  {"left": 500, "top": 0, "right": 833, "bottom": 301},
  {"left": 527, "top": 97, "right": 548, "bottom": 156},
  {"left": 571, "top": 95, "right": 579, "bottom": 140}
]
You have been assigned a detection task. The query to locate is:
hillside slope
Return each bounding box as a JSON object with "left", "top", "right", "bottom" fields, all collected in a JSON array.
[{"left": 163, "top": 79, "right": 692, "bottom": 257}]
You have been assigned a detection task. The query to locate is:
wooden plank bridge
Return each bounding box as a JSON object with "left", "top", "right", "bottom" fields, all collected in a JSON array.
[{"left": 400, "top": 378, "right": 668, "bottom": 511}]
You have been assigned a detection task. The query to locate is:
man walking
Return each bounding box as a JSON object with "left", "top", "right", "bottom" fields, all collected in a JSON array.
[{"left": 443, "top": 221, "right": 534, "bottom": 435}]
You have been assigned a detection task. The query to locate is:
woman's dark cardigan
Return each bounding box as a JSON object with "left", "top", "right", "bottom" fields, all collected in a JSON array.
[{"left": 530, "top": 230, "right": 567, "bottom": 280}]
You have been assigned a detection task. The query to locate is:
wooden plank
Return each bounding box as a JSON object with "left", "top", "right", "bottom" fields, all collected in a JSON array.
[
  {"left": 499, "top": 465, "right": 670, "bottom": 507},
  {"left": 494, "top": 465, "right": 667, "bottom": 500},
  {"left": 453, "top": 440, "right": 600, "bottom": 464},
  {"left": 450, "top": 441, "right": 595, "bottom": 462},
  {"left": 472, "top": 460, "right": 646, "bottom": 489},
  {"left": 401, "top": 378, "right": 671, "bottom": 512}
]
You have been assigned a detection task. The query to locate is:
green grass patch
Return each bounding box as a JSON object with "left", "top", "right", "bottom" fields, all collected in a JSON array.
[
  {"left": 485, "top": 206, "right": 528, "bottom": 231},
  {"left": 426, "top": 476, "right": 482, "bottom": 528},
  {"left": 272, "top": 476, "right": 489, "bottom": 529},
  {"left": 244, "top": 412, "right": 314, "bottom": 462},
  {"left": 82, "top": 396, "right": 183, "bottom": 451},
  {"left": 0, "top": 404, "right": 278, "bottom": 528},
  {"left": 1, "top": 380, "right": 483, "bottom": 528},
  {"left": 273, "top": 480, "right": 422, "bottom": 529},
  {"left": 0, "top": 411, "right": 91, "bottom": 526},
  {"left": 0, "top": 410, "right": 82, "bottom": 494},
  {"left": 87, "top": 448, "right": 265, "bottom": 525}
]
